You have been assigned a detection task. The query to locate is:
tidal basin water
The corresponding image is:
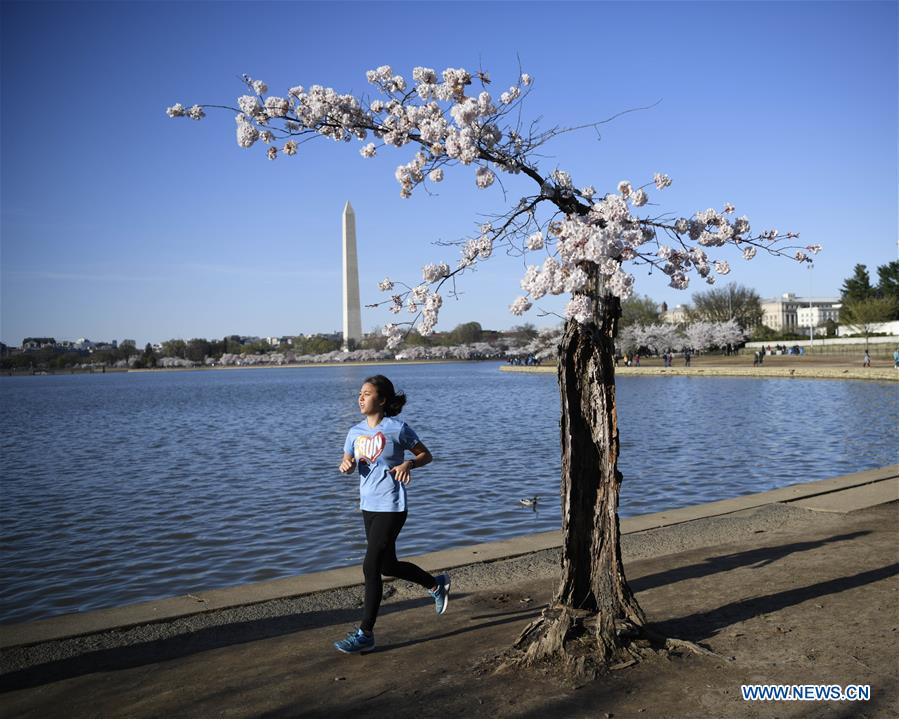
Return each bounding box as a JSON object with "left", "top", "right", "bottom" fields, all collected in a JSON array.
[{"left": 1, "top": 363, "right": 896, "bottom": 624}]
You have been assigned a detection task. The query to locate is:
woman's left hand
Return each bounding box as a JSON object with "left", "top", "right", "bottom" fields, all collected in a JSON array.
[{"left": 389, "top": 461, "right": 413, "bottom": 485}]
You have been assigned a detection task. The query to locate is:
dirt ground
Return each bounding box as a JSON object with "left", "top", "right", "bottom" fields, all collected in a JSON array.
[{"left": 1, "top": 501, "right": 896, "bottom": 719}]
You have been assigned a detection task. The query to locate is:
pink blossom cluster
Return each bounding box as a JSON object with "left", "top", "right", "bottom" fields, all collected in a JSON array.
[
  {"left": 421, "top": 262, "right": 450, "bottom": 283},
  {"left": 166, "top": 103, "right": 205, "bottom": 120},
  {"left": 168, "top": 65, "right": 533, "bottom": 199},
  {"left": 382, "top": 323, "right": 404, "bottom": 350}
]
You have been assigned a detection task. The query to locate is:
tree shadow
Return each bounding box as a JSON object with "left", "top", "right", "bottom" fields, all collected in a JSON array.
[
  {"left": 249, "top": 651, "right": 634, "bottom": 719},
  {"left": 509, "top": 680, "right": 895, "bottom": 719},
  {"left": 629, "top": 530, "right": 871, "bottom": 593},
  {"left": 373, "top": 608, "right": 542, "bottom": 654},
  {"left": 469, "top": 606, "right": 545, "bottom": 621},
  {"left": 653, "top": 561, "right": 899, "bottom": 641},
  {"left": 0, "top": 592, "right": 470, "bottom": 693}
]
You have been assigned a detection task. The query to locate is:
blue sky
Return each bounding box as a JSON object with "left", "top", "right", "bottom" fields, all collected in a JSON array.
[{"left": 1, "top": 1, "right": 896, "bottom": 346}]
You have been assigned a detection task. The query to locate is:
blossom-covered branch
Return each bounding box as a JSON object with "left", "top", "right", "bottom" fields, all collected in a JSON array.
[{"left": 169, "top": 66, "right": 819, "bottom": 344}]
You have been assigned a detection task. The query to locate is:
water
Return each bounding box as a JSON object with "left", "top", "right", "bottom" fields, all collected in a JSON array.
[{"left": 1, "top": 363, "right": 896, "bottom": 624}]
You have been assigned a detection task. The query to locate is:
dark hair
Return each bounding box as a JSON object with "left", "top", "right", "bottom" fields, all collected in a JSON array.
[{"left": 363, "top": 374, "right": 407, "bottom": 417}]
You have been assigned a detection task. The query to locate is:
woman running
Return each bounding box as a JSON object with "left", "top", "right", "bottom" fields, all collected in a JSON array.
[{"left": 335, "top": 374, "right": 449, "bottom": 653}]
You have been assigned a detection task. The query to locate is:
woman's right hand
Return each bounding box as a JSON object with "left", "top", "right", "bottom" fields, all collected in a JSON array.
[{"left": 339, "top": 456, "right": 356, "bottom": 474}]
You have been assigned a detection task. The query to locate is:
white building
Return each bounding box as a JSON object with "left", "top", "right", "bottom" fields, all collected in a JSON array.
[
  {"left": 761, "top": 293, "right": 841, "bottom": 332},
  {"left": 662, "top": 304, "right": 689, "bottom": 324},
  {"left": 797, "top": 305, "right": 841, "bottom": 333}
]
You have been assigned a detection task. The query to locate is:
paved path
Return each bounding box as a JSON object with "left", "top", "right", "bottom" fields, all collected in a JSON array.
[{"left": 501, "top": 364, "right": 899, "bottom": 382}]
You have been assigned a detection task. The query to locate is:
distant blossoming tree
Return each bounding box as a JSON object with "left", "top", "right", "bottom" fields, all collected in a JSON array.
[
  {"left": 169, "top": 66, "right": 817, "bottom": 677},
  {"left": 682, "top": 321, "right": 721, "bottom": 353},
  {"left": 619, "top": 320, "right": 744, "bottom": 356},
  {"left": 618, "top": 323, "right": 682, "bottom": 355}
]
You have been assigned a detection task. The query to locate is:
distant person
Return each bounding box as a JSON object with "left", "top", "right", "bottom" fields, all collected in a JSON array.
[
  {"left": 863, "top": 351, "right": 870, "bottom": 368},
  {"left": 335, "top": 375, "right": 448, "bottom": 654},
  {"left": 894, "top": 347, "right": 899, "bottom": 369},
  {"left": 635, "top": 353, "right": 641, "bottom": 367},
  {"left": 684, "top": 349, "right": 691, "bottom": 367}
]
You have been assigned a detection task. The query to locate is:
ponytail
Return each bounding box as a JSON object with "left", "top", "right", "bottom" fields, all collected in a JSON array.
[{"left": 364, "top": 374, "right": 407, "bottom": 417}]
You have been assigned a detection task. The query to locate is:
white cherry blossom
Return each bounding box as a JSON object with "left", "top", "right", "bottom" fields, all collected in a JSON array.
[
  {"left": 509, "top": 296, "right": 532, "bottom": 315},
  {"left": 526, "top": 232, "right": 544, "bottom": 251},
  {"left": 566, "top": 296, "right": 593, "bottom": 323},
  {"left": 475, "top": 166, "right": 495, "bottom": 188},
  {"left": 422, "top": 262, "right": 449, "bottom": 283}
]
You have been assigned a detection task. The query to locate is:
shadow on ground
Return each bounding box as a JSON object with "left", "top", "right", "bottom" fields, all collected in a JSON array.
[
  {"left": 655, "top": 561, "right": 899, "bottom": 641},
  {"left": 0, "top": 592, "right": 473, "bottom": 692},
  {"left": 630, "top": 530, "right": 871, "bottom": 593}
]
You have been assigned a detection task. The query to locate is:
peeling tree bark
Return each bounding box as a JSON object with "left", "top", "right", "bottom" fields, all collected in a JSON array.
[{"left": 515, "top": 294, "right": 646, "bottom": 674}]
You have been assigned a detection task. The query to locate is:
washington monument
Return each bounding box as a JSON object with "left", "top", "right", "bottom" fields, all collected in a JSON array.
[{"left": 342, "top": 201, "right": 362, "bottom": 350}]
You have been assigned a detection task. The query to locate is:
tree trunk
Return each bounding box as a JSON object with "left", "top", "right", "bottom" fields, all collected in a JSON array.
[{"left": 515, "top": 295, "right": 645, "bottom": 674}]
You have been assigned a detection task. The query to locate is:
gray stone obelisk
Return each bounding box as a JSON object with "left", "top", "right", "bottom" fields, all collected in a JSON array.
[{"left": 342, "top": 201, "right": 363, "bottom": 350}]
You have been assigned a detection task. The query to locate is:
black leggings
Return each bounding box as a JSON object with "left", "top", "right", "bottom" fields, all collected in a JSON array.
[{"left": 361, "top": 510, "right": 435, "bottom": 632}]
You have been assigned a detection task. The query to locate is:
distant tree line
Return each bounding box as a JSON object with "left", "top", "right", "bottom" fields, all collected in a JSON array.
[
  {"left": 837, "top": 262, "right": 899, "bottom": 349},
  {"left": 6, "top": 265, "right": 896, "bottom": 371},
  {"left": 1, "top": 324, "right": 542, "bottom": 371}
]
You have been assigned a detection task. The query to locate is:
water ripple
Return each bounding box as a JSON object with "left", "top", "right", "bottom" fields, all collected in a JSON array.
[{"left": 1, "top": 365, "right": 896, "bottom": 624}]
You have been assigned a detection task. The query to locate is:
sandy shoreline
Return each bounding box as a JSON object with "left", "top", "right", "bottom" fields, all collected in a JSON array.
[{"left": 502, "top": 364, "right": 899, "bottom": 382}]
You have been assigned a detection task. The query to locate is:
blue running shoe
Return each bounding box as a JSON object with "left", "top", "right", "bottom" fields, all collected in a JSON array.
[
  {"left": 429, "top": 573, "right": 450, "bottom": 615},
  {"left": 334, "top": 627, "right": 375, "bottom": 654}
]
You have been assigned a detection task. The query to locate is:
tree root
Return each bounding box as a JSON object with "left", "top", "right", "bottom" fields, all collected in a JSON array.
[
  {"left": 639, "top": 625, "right": 726, "bottom": 660},
  {"left": 662, "top": 636, "right": 724, "bottom": 659},
  {"left": 506, "top": 607, "right": 727, "bottom": 683}
]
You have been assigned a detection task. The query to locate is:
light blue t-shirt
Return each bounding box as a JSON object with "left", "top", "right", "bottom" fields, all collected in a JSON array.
[{"left": 343, "top": 416, "right": 421, "bottom": 512}]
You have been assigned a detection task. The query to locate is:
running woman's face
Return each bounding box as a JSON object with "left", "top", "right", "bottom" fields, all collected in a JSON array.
[{"left": 358, "top": 383, "right": 385, "bottom": 416}]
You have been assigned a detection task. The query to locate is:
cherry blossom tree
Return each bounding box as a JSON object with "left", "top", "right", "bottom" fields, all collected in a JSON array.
[
  {"left": 714, "top": 318, "right": 747, "bottom": 348},
  {"left": 618, "top": 323, "right": 682, "bottom": 356},
  {"left": 169, "top": 66, "right": 817, "bottom": 677},
  {"left": 683, "top": 321, "right": 719, "bottom": 353}
]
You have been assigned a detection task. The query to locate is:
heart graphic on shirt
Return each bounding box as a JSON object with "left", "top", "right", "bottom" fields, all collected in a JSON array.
[{"left": 356, "top": 432, "right": 386, "bottom": 463}]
